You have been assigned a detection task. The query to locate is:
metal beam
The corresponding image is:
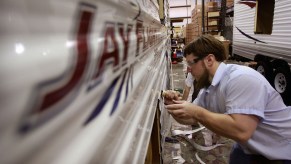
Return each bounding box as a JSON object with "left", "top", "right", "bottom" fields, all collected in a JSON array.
[
  {"left": 202, "top": 0, "right": 205, "bottom": 34},
  {"left": 170, "top": 5, "right": 191, "bottom": 8},
  {"left": 221, "top": 0, "right": 227, "bottom": 36},
  {"left": 170, "top": 17, "right": 191, "bottom": 23}
]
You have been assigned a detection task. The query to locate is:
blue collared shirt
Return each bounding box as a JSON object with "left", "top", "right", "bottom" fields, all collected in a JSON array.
[{"left": 194, "top": 63, "right": 291, "bottom": 160}]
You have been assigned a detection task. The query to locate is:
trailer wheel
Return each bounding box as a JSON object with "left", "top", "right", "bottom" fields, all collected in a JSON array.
[
  {"left": 273, "top": 67, "right": 291, "bottom": 105},
  {"left": 255, "top": 61, "right": 273, "bottom": 83}
]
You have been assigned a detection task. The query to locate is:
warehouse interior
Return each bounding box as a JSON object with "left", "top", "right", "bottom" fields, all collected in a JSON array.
[
  {"left": 168, "top": 0, "right": 233, "bottom": 63},
  {"left": 149, "top": 0, "right": 291, "bottom": 163},
  {"left": 1, "top": 0, "right": 291, "bottom": 164}
]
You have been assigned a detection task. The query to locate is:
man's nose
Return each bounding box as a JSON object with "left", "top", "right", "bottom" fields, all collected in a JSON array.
[{"left": 187, "top": 66, "right": 191, "bottom": 72}]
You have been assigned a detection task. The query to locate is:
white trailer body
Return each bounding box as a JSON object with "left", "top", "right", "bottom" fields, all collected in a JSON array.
[
  {"left": 233, "top": 0, "right": 291, "bottom": 104},
  {"left": 0, "top": 0, "right": 171, "bottom": 163}
]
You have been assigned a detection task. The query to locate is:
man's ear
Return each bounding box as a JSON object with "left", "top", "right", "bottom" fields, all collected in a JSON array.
[{"left": 204, "top": 54, "right": 215, "bottom": 67}]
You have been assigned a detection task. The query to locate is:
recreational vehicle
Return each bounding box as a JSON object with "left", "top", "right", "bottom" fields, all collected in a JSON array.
[
  {"left": 233, "top": 0, "right": 291, "bottom": 104},
  {"left": 0, "top": 0, "right": 171, "bottom": 163}
]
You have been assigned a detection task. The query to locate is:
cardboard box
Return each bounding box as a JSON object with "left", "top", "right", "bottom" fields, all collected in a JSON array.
[
  {"left": 222, "top": 40, "right": 230, "bottom": 59},
  {"left": 207, "top": 26, "right": 218, "bottom": 31},
  {"left": 208, "top": 20, "right": 218, "bottom": 26},
  {"left": 207, "top": 2, "right": 219, "bottom": 11},
  {"left": 207, "top": 2, "right": 218, "bottom": 7},
  {"left": 208, "top": 11, "right": 220, "bottom": 17},
  {"left": 226, "top": 0, "right": 234, "bottom": 7}
]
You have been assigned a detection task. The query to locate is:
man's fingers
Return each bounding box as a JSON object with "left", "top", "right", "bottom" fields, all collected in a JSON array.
[
  {"left": 164, "top": 99, "right": 174, "bottom": 105},
  {"left": 165, "top": 100, "right": 184, "bottom": 106},
  {"left": 168, "top": 110, "right": 185, "bottom": 118},
  {"left": 173, "top": 100, "right": 184, "bottom": 104},
  {"left": 166, "top": 104, "right": 183, "bottom": 110},
  {"left": 163, "top": 90, "right": 181, "bottom": 100}
]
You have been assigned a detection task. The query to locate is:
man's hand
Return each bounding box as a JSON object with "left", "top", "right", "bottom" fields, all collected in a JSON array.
[
  {"left": 166, "top": 100, "right": 198, "bottom": 125},
  {"left": 172, "top": 115, "right": 198, "bottom": 125},
  {"left": 162, "top": 90, "right": 182, "bottom": 105}
]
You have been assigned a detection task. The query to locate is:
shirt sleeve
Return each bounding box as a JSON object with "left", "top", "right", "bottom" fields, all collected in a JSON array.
[
  {"left": 225, "top": 74, "right": 267, "bottom": 120},
  {"left": 185, "top": 73, "right": 194, "bottom": 87}
]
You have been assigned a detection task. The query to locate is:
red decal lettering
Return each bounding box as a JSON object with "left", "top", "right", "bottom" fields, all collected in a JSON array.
[
  {"left": 94, "top": 23, "right": 119, "bottom": 79},
  {"left": 136, "top": 20, "right": 143, "bottom": 56},
  {"left": 118, "top": 23, "right": 132, "bottom": 66},
  {"left": 143, "top": 26, "right": 148, "bottom": 50},
  {"left": 38, "top": 6, "right": 93, "bottom": 112}
]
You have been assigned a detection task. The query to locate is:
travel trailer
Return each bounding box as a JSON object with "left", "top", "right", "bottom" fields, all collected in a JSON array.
[
  {"left": 233, "top": 0, "right": 291, "bottom": 104},
  {"left": 0, "top": 0, "right": 171, "bottom": 163}
]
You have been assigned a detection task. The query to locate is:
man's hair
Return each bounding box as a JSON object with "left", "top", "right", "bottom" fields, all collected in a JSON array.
[{"left": 183, "top": 35, "right": 227, "bottom": 61}]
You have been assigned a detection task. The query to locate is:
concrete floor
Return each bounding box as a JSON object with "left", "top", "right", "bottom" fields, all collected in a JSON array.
[{"left": 162, "top": 62, "right": 235, "bottom": 164}]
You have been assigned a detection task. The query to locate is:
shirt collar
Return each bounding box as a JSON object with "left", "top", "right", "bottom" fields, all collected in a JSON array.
[{"left": 211, "top": 62, "right": 227, "bottom": 87}]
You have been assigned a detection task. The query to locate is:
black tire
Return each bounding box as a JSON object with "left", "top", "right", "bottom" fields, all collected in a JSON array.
[
  {"left": 255, "top": 61, "right": 273, "bottom": 83},
  {"left": 273, "top": 67, "right": 291, "bottom": 105}
]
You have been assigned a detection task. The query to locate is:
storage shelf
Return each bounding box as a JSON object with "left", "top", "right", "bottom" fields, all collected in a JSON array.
[
  {"left": 206, "top": 10, "right": 221, "bottom": 34},
  {"left": 205, "top": 30, "right": 220, "bottom": 32},
  {"left": 207, "top": 25, "right": 219, "bottom": 27}
]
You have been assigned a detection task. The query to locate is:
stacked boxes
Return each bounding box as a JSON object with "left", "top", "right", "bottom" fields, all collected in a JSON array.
[
  {"left": 206, "top": 13, "right": 220, "bottom": 35},
  {"left": 207, "top": 2, "right": 219, "bottom": 12},
  {"left": 214, "top": 36, "right": 231, "bottom": 59},
  {"left": 185, "top": 23, "right": 195, "bottom": 45},
  {"left": 186, "top": 5, "right": 206, "bottom": 45},
  {"left": 226, "top": 0, "right": 234, "bottom": 8},
  {"left": 222, "top": 40, "right": 230, "bottom": 59},
  {"left": 184, "top": 1, "right": 231, "bottom": 59},
  {"left": 206, "top": 2, "right": 220, "bottom": 36},
  {"left": 186, "top": 2, "right": 222, "bottom": 45}
]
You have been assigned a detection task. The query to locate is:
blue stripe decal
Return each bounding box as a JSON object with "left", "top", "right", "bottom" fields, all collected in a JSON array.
[
  {"left": 124, "top": 66, "right": 131, "bottom": 102},
  {"left": 110, "top": 69, "right": 128, "bottom": 115},
  {"left": 84, "top": 76, "right": 120, "bottom": 125},
  {"left": 235, "top": 26, "right": 267, "bottom": 44},
  {"left": 130, "top": 66, "right": 134, "bottom": 89}
]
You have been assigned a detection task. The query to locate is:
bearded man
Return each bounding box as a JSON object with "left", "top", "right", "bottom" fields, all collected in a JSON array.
[{"left": 163, "top": 35, "right": 291, "bottom": 163}]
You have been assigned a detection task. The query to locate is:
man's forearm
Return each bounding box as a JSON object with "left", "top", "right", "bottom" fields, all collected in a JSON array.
[
  {"left": 191, "top": 106, "right": 258, "bottom": 143},
  {"left": 172, "top": 115, "right": 198, "bottom": 125}
]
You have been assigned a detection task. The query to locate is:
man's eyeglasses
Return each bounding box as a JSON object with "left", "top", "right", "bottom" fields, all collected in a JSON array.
[{"left": 186, "top": 56, "right": 204, "bottom": 67}]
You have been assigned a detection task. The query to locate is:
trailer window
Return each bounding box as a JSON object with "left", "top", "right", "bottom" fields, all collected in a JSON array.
[{"left": 254, "top": 0, "right": 274, "bottom": 34}]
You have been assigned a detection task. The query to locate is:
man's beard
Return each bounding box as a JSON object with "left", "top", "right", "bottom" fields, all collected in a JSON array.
[{"left": 195, "top": 66, "right": 211, "bottom": 90}]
